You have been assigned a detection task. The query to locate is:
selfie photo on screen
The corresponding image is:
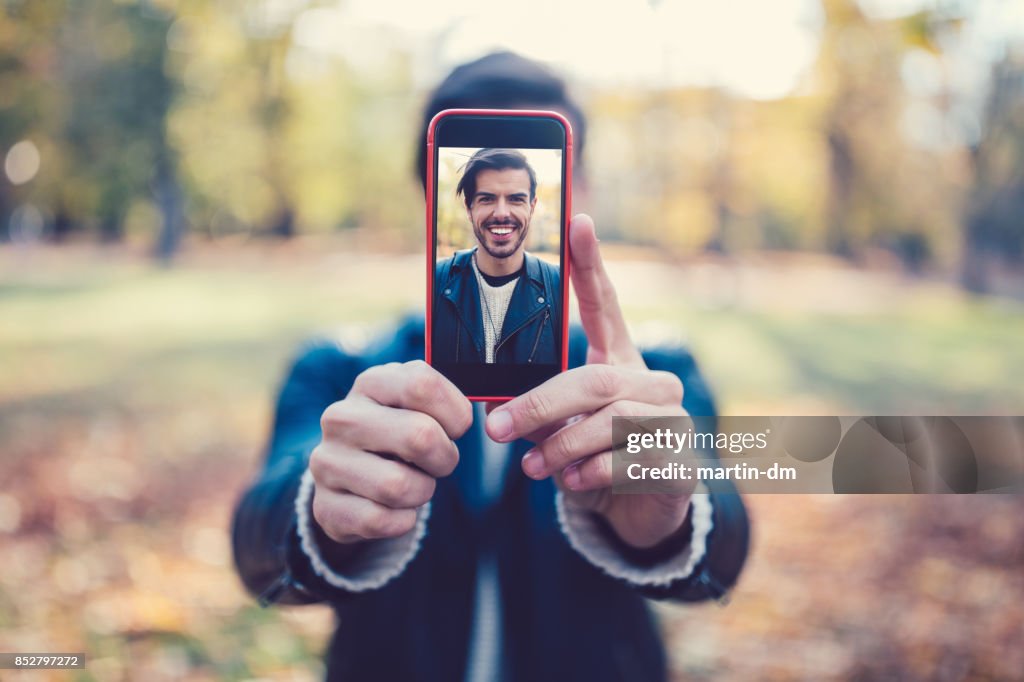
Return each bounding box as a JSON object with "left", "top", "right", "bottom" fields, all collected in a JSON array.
[{"left": 433, "top": 146, "right": 563, "bottom": 366}]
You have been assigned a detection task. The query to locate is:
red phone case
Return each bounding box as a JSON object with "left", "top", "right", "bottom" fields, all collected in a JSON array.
[{"left": 425, "top": 108, "right": 573, "bottom": 402}]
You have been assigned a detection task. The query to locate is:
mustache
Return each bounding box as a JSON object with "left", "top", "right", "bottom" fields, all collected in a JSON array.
[{"left": 483, "top": 218, "right": 521, "bottom": 229}]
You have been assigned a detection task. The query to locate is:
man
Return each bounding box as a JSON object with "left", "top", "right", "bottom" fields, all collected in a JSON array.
[
  {"left": 232, "top": 51, "right": 749, "bottom": 682},
  {"left": 434, "top": 148, "right": 560, "bottom": 364}
]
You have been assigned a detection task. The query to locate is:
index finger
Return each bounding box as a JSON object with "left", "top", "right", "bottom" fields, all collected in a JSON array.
[
  {"left": 485, "top": 364, "right": 682, "bottom": 443},
  {"left": 569, "top": 214, "right": 642, "bottom": 367},
  {"left": 352, "top": 360, "right": 474, "bottom": 440}
]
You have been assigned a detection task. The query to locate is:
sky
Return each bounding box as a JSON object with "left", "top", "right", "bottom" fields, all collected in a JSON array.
[{"left": 290, "top": 0, "right": 1024, "bottom": 100}]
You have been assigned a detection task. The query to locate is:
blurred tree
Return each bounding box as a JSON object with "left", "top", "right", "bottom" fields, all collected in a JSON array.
[
  {"left": 703, "top": 91, "right": 737, "bottom": 253},
  {"left": 57, "top": 1, "right": 178, "bottom": 244},
  {"left": 962, "top": 51, "right": 1024, "bottom": 294},
  {"left": 815, "top": 0, "right": 964, "bottom": 268},
  {"left": 818, "top": 0, "right": 904, "bottom": 259},
  {"left": 0, "top": 0, "right": 64, "bottom": 242},
  {"left": 1, "top": 0, "right": 183, "bottom": 254},
  {"left": 169, "top": 1, "right": 422, "bottom": 241},
  {"left": 247, "top": 3, "right": 298, "bottom": 238}
]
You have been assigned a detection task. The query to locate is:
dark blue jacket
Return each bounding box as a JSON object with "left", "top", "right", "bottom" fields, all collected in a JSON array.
[
  {"left": 433, "top": 249, "right": 561, "bottom": 364},
  {"left": 231, "top": 317, "right": 749, "bottom": 682}
]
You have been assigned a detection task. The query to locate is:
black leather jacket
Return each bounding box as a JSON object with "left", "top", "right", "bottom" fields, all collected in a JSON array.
[{"left": 433, "top": 249, "right": 561, "bottom": 364}]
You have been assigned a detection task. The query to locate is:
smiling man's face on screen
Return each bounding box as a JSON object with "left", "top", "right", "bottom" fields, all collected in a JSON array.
[
  {"left": 467, "top": 167, "right": 537, "bottom": 268},
  {"left": 455, "top": 147, "right": 540, "bottom": 277}
]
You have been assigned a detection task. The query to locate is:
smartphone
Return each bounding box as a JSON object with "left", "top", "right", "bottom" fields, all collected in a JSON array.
[{"left": 426, "top": 109, "right": 572, "bottom": 401}]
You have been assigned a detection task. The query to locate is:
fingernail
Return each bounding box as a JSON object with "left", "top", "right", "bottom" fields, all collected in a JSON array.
[
  {"left": 522, "top": 449, "right": 546, "bottom": 478},
  {"left": 563, "top": 464, "right": 582, "bottom": 490},
  {"left": 488, "top": 410, "right": 513, "bottom": 441}
]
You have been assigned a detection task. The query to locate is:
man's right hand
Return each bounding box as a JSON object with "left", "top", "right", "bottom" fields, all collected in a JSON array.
[{"left": 309, "top": 360, "right": 473, "bottom": 544}]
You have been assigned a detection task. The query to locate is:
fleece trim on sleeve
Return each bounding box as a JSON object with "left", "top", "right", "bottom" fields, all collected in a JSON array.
[
  {"left": 295, "top": 467, "right": 430, "bottom": 591},
  {"left": 555, "top": 484, "right": 713, "bottom": 587}
]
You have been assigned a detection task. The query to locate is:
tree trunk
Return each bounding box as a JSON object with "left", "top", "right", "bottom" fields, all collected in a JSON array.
[{"left": 153, "top": 155, "right": 185, "bottom": 263}]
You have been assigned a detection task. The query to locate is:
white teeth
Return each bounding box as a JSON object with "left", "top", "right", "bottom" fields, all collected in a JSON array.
[{"left": 491, "top": 227, "right": 512, "bottom": 235}]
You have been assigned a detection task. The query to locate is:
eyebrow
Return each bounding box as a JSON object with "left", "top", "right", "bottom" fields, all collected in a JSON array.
[
  {"left": 475, "top": 191, "right": 529, "bottom": 199},
  {"left": 474, "top": 191, "right": 530, "bottom": 201}
]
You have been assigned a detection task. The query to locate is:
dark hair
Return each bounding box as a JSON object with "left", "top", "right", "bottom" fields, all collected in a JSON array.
[
  {"left": 416, "top": 51, "right": 586, "bottom": 189},
  {"left": 455, "top": 148, "right": 537, "bottom": 208}
]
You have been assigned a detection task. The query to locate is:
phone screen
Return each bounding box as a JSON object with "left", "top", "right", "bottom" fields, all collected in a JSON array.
[{"left": 428, "top": 111, "right": 571, "bottom": 400}]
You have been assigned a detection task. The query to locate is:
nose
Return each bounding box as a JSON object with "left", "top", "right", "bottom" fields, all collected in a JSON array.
[{"left": 493, "top": 198, "right": 511, "bottom": 219}]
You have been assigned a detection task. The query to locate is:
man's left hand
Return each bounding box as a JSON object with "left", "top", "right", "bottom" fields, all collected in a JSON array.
[{"left": 486, "top": 214, "right": 694, "bottom": 550}]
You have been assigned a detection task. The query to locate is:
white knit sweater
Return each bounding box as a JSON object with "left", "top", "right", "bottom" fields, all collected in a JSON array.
[{"left": 471, "top": 256, "right": 518, "bottom": 364}]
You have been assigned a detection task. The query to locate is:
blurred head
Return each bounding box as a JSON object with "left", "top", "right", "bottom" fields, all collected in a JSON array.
[
  {"left": 457, "top": 148, "right": 537, "bottom": 261},
  {"left": 416, "top": 51, "right": 586, "bottom": 190}
]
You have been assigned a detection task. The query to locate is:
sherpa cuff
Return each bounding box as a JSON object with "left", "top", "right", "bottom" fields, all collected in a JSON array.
[
  {"left": 555, "top": 484, "right": 713, "bottom": 587},
  {"left": 295, "top": 467, "right": 429, "bottom": 591}
]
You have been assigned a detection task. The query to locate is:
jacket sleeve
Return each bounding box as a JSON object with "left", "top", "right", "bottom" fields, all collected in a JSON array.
[
  {"left": 649, "top": 476, "right": 749, "bottom": 603},
  {"left": 639, "top": 346, "right": 750, "bottom": 602},
  {"left": 558, "top": 345, "right": 751, "bottom": 604},
  {"left": 230, "top": 342, "right": 372, "bottom": 606}
]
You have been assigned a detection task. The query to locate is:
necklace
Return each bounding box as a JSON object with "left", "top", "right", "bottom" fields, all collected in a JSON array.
[{"left": 473, "top": 254, "right": 503, "bottom": 338}]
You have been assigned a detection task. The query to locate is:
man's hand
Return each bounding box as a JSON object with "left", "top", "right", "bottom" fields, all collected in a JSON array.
[
  {"left": 309, "top": 361, "right": 473, "bottom": 544},
  {"left": 486, "top": 214, "right": 694, "bottom": 550}
]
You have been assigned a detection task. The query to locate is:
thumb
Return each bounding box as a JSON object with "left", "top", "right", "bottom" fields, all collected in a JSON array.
[{"left": 569, "top": 214, "right": 642, "bottom": 366}]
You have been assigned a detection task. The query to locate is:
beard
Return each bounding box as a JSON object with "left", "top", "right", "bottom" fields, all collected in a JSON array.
[{"left": 473, "top": 216, "right": 530, "bottom": 260}]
